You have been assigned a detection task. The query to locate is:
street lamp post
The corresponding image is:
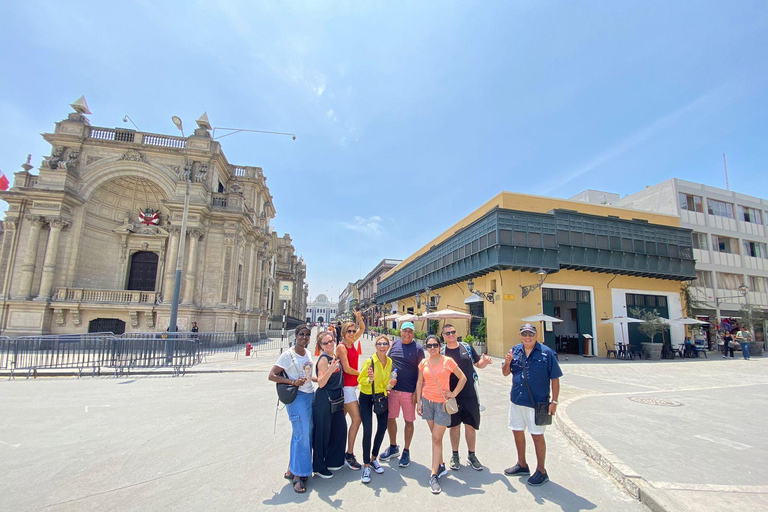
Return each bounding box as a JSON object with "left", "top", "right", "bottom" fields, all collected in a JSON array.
[
  {"left": 168, "top": 115, "right": 191, "bottom": 334},
  {"left": 415, "top": 287, "right": 440, "bottom": 335}
]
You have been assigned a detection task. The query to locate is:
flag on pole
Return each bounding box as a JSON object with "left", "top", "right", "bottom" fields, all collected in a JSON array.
[
  {"left": 0, "top": 172, "right": 9, "bottom": 191},
  {"left": 357, "top": 339, "right": 362, "bottom": 354}
]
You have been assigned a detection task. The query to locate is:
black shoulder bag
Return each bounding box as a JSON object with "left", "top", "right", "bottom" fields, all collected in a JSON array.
[
  {"left": 370, "top": 356, "right": 389, "bottom": 415},
  {"left": 521, "top": 350, "right": 552, "bottom": 426},
  {"left": 276, "top": 350, "right": 300, "bottom": 405}
]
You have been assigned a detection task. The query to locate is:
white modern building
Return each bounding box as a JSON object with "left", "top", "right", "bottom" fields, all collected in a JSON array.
[
  {"left": 306, "top": 294, "right": 337, "bottom": 324},
  {"left": 610, "top": 178, "right": 768, "bottom": 342}
]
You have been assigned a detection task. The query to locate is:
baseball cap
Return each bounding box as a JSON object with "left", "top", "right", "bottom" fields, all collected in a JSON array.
[
  {"left": 519, "top": 323, "right": 537, "bottom": 334},
  {"left": 401, "top": 322, "right": 415, "bottom": 331}
]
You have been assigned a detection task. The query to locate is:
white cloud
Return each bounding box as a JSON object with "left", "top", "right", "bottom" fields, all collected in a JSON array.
[
  {"left": 340, "top": 215, "right": 385, "bottom": 236},
  {"left": 326, "top": 109, "right": 338, "bottom": 121}
]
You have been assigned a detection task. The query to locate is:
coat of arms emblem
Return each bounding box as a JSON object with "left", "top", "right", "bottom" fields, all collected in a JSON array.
[{"left": 139, "top": 208, "right": 160, "bottom": 226}]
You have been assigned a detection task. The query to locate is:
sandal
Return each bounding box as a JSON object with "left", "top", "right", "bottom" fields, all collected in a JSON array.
[
  {"left": 292, "top": 476, "right": 306, "bottom": 493},
  {"left": 284, "top": 471, "right": 294, "bottom": 481}
]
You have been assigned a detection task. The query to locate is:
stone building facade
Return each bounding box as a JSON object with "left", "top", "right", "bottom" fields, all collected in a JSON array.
[{"left": 0, "top": 98, "right": 306, "bottom": 336}]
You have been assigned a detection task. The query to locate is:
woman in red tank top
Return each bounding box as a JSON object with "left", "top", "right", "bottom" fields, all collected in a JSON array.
[{"left": 336, "top": 309, "right": 365, "bottom": 470}]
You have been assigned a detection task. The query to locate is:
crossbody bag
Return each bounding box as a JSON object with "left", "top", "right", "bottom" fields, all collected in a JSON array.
[
  {"left": 426, "top": 356, "right": 459, "bottom": 415},
  {"left": 370, "top": 356, "right": 389, "bottom": 415},
  {"left": 520, "top": 350, "right": 552, "bottom": 426},
  {"left": 276, "top": 350, "right": 302, "bottom": 405},
  {"left": 319, "top": 354, "right": 345, "bottom": 414}
]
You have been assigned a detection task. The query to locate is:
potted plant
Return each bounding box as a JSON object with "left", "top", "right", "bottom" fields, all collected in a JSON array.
[
  {"left": 474, "top": 318, "right": 488, "bottom": 354},
  {"left": 630, "top": 307, "right": 665, "bottom": 359}
]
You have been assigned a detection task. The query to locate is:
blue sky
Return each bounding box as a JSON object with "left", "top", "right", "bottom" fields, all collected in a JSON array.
[{"left": 1, "top": 1, "right": 767, "bottom": 301}]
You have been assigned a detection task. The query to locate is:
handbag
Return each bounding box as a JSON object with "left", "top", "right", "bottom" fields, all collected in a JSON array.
[
  {"left": 521, "top": 350, "right": 552, "bottom": 426},
  {"left": 277, "top": 370, "right": 299, "bottom": 404},
  {"left": 276, "top": 350, "right": 302, "bottom": 405},
  {"left": 370, "top": 356, "right": 389, "bottom": 415},
  {"left": 426, "top": 357, "right": 459, "bottom": 415},
  {"left": 329, "top": 393, "right": 345, "bottom": 414}
]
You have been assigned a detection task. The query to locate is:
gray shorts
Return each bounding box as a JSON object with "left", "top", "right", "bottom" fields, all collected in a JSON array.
[{"left": 421, "top": 397, "right": 451, "bottom": 427}]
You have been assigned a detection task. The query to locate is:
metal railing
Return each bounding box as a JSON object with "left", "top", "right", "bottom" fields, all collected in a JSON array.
[{"left": 0, "top": 336, "right": 11, "bottom": 369}]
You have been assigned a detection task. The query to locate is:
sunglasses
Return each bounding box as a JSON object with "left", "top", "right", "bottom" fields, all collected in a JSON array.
[
  {"left": 346, "top": 330, "right": 356, "bottom": 334},
  {"left": 321, "top": 340, "right": 334, "bottom": 346},
  {"left": 521, "top": 332, "right": 535, "bottom": 337},
  {"left": 426, "top": 343, "right": 440, "bottom": 349},
  {"left": 443, "top": 331, "right": 457, "bottom": 336},
  {"left": 376, "top": 342, "right": 390, "bottom": 347}
]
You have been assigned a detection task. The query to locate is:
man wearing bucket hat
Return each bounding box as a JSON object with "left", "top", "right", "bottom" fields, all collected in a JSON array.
[
  {"left": 378, "top": 321, "right": 424, "bottom": 468},
  {"left": 501, "top": 323, "right": 562, "bottom": 486}
]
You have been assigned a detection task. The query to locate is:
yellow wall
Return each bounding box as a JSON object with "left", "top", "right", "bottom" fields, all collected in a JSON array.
[{"left": 423, "top": 269, "right": 683, "bottom": 358}]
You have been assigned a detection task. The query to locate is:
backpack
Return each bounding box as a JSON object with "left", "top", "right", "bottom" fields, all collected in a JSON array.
[{"left": 442, "top": 341, "right": 479, "bottom": 384}]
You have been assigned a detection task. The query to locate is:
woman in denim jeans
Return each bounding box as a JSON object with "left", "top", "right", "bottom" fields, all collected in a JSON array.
[
  {"left": 269, "top": 324, "right": 314, "bottom": 493},
  {"left": 736, "top": 327, "right": 752, "bottom": 360}
]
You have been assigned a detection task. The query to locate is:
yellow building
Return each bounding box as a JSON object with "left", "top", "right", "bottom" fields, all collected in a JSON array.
[{"left": 377, "top": 192, "right": 695, "bottom": 358}]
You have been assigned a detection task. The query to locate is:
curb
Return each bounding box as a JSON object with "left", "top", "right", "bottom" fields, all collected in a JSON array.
[
  {"left": 0, "top": 368, "right": 263, "bottom": 379},
  {"left": 557, "top": 396, "right": 677, "bottom": 512}
]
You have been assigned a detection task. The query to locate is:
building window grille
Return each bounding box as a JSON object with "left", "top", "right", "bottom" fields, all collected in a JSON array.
[
  {"left": 743, "top": 241, "right": 767, "bottom": 259},
  {"left": 739, "top": 206, "right": 762, "bottom": 224},
  {"left": 749, "top": 276, "right": 768, "bottom": 293},
  {"left": 691, "top": 232, "right": 708, "bottom": 250},
  {"left": 707, "top": 199, "right": 734, "bottom": 218},
  {"left": 716, "top": 272, "right": 743, "bottom": 290},
  {"left": 695, "top": 270, "right": 713, "bottom": 288},
  {"left": 712, "top": 235, "right": 739, "bottom": 254},
  {"left": 678, "top": 193, "right": 703, "bottom": 213}
]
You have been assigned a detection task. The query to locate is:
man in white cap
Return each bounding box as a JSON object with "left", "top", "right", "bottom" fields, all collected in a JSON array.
[
  {"left": 501, "top": 323, "right": 562, "bottom": 486},
  {"left": 378, "top": 321, "right": 424, "bottom": 468}
]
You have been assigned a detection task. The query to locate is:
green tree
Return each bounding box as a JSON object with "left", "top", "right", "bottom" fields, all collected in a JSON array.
[
  {"left": 476, "top": 317, "right": 487, "bottom": 344},
  {"left": 630, "top": 307, "right": 665, "bottom": 344}
]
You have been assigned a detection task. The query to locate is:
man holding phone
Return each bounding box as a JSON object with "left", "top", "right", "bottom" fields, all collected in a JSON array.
[{"left": 502, "top": 323, "right": 561, "bottom": 486}]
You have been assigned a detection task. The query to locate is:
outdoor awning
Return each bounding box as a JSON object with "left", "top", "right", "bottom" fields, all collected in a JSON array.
[{"left": 464, "top": 294, "right": 483, "bottom": 304}]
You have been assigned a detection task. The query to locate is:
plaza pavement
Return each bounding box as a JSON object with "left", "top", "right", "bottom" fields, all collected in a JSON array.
[{"left": 1, "top": 330, "right": 763, "bottom": 512}]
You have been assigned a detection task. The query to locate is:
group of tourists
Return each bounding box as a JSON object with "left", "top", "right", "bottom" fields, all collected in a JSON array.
[{"left": 269, "top": 311, "right": 562, "bottom": 495}]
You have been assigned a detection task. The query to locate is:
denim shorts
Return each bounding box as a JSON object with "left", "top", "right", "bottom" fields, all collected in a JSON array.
[{"left": 421, "top": 397, "right": 451, "bottom": 427}]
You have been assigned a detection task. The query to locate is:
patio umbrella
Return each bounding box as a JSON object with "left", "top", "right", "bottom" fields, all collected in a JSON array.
[
  {"left": 521, "top": 313, "right": 563, "bottom": 324},
  {"left": 600, "top": 316, "right": 644, "bottom": 346},
  {"left": 670, "top": 317, "right": 709, "bottom": 325},
  {"left": 425, "top": 308, "right": 473, "bottom": 320},
  {"left": 396, "top": 314, "right": 420, "bottom": 323},
  {"left": 383, "top": 313, "right": 402, "bottom": 321}
]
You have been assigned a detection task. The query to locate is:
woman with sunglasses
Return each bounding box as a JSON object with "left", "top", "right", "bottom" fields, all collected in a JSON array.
[
  {"left": 357, "top": 335, "right": 397, "bottom": 484},
  {"left": 416, "top": 335, "right": 467, "bottom": 495},
  {"left": 336, "top": 309, "right": 365, "bottom": 470},
  {"left": 312, "top": 330, "right": 347, "bottom": 478},
  {"left": 268, "top": 324, "right": 314, "bottom": 493}
]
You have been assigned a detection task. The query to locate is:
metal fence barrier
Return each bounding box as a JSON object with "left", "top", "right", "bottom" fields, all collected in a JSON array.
[
  {"left": 110, "top": 337, "right": 197, "bottom": 377},
  {"left": 0, "top": 336, "right": 11, "bottom": 370}
]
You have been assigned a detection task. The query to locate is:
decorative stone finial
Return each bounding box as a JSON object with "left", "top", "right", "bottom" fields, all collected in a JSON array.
[
  {"left": 70, "top": 96, "right": 92, "bottom": 115},
  {"left": 22, "top": 154, "right": 33, "bottom": 172},
  {"left": 196, "top": 112, "right": 212, "bottom": 130}
]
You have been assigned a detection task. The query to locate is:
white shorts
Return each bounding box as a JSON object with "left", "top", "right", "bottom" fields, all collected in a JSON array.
[
  {"left": 343, "top": 386, "right": 358, "bottom": 404},
  {"left": 508, "top": 403, "right": 547, "bottom": 435}
]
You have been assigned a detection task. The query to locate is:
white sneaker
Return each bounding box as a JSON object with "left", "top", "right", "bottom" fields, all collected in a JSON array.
[
  {"left": 361, "top": 466, "right": 372, "bottom": 484},
  {"left": 371, "top": 459, "right": 384, "bottom": 474}
]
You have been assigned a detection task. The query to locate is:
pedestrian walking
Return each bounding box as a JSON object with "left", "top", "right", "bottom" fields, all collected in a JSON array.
[
  {"left": 379, "top": 321, "right": 424, "bottom": 468},
  {"left": 440, "top": 324, "right": 492, "bottom": 471},
  {"left": 722, "top": 330, "right": 735, "bottom": 358},
  {"left": 357, "top": 335, "right": 396, "bottom": 484},
  {"left": 268, "top": 324, "right": 314, "bottom": 493},
  {"left": 312, "top": 330, "right": 347, "bottom": 478},
  {"left": 336, "top": 309, "right": 365, "bottom": 470},
  {"left": 736, "top": 326, "right": 752, "bottom": 360},
  {"left": 416, "top": 335, "right": 467, "bottom": 495},
  {"left": 502, "top": 323, "right": 562, "bottom": 487}
]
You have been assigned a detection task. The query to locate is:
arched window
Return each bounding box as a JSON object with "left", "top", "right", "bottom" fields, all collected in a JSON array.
[{"left": 127, "top": 251, "right": 159, "bottom": 291}]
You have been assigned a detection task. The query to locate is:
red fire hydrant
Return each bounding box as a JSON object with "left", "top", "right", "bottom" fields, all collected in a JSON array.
[{"left": 245, "top": 342, "right": 253, "bottom": 357}]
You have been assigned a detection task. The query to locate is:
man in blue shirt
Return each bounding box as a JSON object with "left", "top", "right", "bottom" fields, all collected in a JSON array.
[
  {"left": 501, "top": 323, "right": 562, "bottom": 486},
  {"left": 378, "top": 322, "right": 425, "bottom": 468}
]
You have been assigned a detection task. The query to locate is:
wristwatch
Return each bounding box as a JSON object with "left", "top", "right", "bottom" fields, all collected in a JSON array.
[{"left": 551, "top": 400, "right": 559, "bottom": 405}]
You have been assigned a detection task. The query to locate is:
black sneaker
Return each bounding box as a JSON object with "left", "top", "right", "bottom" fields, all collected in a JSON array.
[
  {"left": 449, "top": 453, "right": 461, "bottom": 471},
  {"left": 504, "top": 463, "right": 530, "bottom": 475},
  {"left": 527, "top": 470, "right": 549, "bottom": 486},
  {"left": 437, "top": 463, "right": 448, "bottom": 478},
  {"left": 467, "top": 453, "right": 484, "bottom": 471},
  {"left": 314, "top": 469, "right": 333, "bottom": 479},
  {"left": 345, "top": 453, "right": 362, "bottom": 470},
  {"left": 379, "top": 444, "right": 400, "bottom": 461}
]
